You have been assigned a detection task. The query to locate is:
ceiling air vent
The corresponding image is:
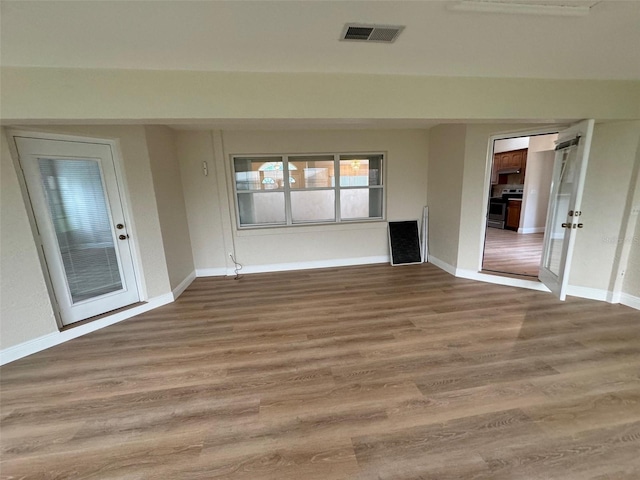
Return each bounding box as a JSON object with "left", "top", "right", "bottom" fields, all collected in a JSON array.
[{"left": 341, "top": 24, "right": 405, "bottom": 43}]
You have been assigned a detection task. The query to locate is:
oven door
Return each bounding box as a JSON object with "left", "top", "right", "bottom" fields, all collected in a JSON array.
[{"left": 487, "top": 199, "right": 506, "bottom": 228}]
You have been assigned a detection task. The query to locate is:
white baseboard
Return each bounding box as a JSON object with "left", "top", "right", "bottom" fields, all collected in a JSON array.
[
  {"left": 195, "top": 267, "right": 232, "bottom": 277},
  {"left": 609, "top": 291, "right": 622, "bottom": 304},
  {"left": 198, "top": 257, "right": 390, "bottom": 277},
  {"left": 620, "top": 292, "right": 640, "bottom": 310},
  {"left": 234, "top": 255, "right": 389, "bottom": 275},
  {"left": 429, "top": 256, "right": 631, "bottom": 301},
  {"left": 517, "top": 227, "right": 545, "bottom": 234},
  {"left": 172, "top": 271, "right": 196, "bottom": 299},
  {"left": 427, "top": 256, "right": 457, "bottom": 276},
  {"left": 565, "top": 285, "right": 613, "bottom": 302},
  {"left": 0, "top": 293, "right": 174, "bottom": 366},
  {"left": 457, "top": 269, "right": 551, "bottom": 292},
  {"left": 428, "top": 255, "right": 550, "bottom": 292}
]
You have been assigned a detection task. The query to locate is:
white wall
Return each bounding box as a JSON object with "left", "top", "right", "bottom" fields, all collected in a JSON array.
[
  {"left": 22, "top": 125, "right": 173, "bottom": 298},
  {"left": 494, "top": 136, "right": 529, "bottom": 153},
  {"left": 0, "top": 129, "right": 58, "bottom": 349},
  {"left": 519, "top": 150, "right": 554, "bottom": 233},
  {"left": 1, "top": 125, "right": 176, "bottom": 351},
  {"left": 3, "top": 67, "right": 640, "bottom": 122},
  {"left": 427, "top": 125, "right": 466, "bottom": 267},
  {"left": 449, "top": 121, "right": 640, "bottom": 296},
  {"left": 176, "top": 131, "right": 230, "bottom": 273},
  {"left": 528, "top": 133, "right": 558, "bottom": 153},
  {"left": 198, "top": 129, "right": 429, "bottom": 269},
  {"left": 145, "top": 126, "right": 195, "bottom": 290},
  {"left": 569, "top": 121, "right": 640, "bottom": 295},
  {"left": 619, "top": 132, "right": 640, "bottom": 301}
]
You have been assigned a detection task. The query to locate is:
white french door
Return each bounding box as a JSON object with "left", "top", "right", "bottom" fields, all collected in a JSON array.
[
  {"left": 539, "top": 119, "right": 595, "bottom": 300},
  {"left": 15, "top": 136, "right": 139, "bottom": 326}
]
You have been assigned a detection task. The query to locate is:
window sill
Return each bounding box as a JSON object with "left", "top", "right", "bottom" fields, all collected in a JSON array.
[{"left": 235, "top": 219, "right": 387, "bottom": 237}]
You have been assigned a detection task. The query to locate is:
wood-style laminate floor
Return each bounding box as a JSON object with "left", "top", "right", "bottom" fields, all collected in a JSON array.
[
  {"left": 2, "top": 263, "right": 640, "bottom": 479},
  {"left": 483, "top": 227, "right": 544, "bottom": 277}
]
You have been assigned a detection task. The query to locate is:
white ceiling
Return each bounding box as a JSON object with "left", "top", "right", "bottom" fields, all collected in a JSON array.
[{"left": 1, "top": 0, "right": 639, "bottom": 80}]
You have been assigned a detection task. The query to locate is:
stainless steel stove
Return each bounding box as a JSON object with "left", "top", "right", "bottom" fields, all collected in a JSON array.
[{"left": 487, "top": 188, "right": 523, "bottom": 229}]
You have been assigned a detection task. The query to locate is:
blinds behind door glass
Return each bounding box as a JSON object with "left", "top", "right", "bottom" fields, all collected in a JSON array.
[{"left": 38, "top": 158, "right": 123, "bottom": 303}]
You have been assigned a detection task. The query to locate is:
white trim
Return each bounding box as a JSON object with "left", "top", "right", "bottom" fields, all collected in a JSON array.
[
  {"left": 448, "top": 1, "right": 591, "bottom": 17},
  {"left": 197, "top": 256, "right": 390, "bottom": 277},
  {"left": 421, "top": 206, "right": 429, "bottom": 263},
  {"left": 620, "top": 293, "right": 640, "bottom": 311},
  {"left": 7, "top": 128, "right": 123, "bottom": 146},
  {"left": 457, "top": 269, "right": 551, "bottom": 292},
  {"left": 195, "top": 267, "right": 231, "bottom": 277},
  {"left": 517, "top": 227, "right": 545, "bottom": 234},
  {"left": 211, "top": 130, "right": 238, "bottom": 275},
  {"left": 239, "top": 255, "right": 389, "bottom": 275},
  {"left": 427, "top": 256, "right": 457, "bottom": 276},
  {"left": 610, "top": 291, "right": 622, "bottom": 304},
  {"left": 429, "top": 255, "right": 551, "bottom": 292},
  {"left": 565, "top": 285, "right": 614, "bottom": 302},
  {"left": 172, "top": 271, "right": 196, "bottom": 300},
  {"left": 0, "top": 293, "right": 173, "bottom": 365}
]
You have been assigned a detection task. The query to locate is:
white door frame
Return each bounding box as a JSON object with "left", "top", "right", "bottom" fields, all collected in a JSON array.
[
  {"left": 538, "top": 119, "right": 595, "bottom": 300},
  {"left": 7, "top": 129, "right": 147, "bottom": 328},
  {"left": 477, "top": 125, "right": 564, "bottom": 289}
]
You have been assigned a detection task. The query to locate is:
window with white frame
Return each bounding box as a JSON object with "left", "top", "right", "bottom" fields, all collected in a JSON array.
[{"left": 232, "top": 153, "right": 384, "bottom": 227}]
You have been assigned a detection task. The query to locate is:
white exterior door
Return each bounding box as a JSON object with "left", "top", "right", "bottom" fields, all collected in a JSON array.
[
  {"left": 539, "top": 119, "right": 595, "bottom": 300},
  {"left": 15, "top": 136, "right": 139, "bottom": 326}
]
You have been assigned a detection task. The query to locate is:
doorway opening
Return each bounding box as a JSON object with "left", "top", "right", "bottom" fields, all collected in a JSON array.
[{"left": 481, "top": 131, "right": 559, "bottom": 279}]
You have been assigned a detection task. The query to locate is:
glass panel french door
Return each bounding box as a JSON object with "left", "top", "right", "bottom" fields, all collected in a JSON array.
[
  {"left": 37, "top": 158, "right": 124, "bottom": 302},
  {"left": 539, "top": 119, "right": 595, "bottom": 300},
  {"left": 15, "top": 136, "right": 139, "bottom": 326}
]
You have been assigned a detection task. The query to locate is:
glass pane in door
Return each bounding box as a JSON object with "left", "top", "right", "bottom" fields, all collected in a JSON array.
[
  {"left": 543, "top": 147, "right": 576, "bottom": 276},
  {"left": 38, "top": 158, "right": 123, "bottom": 303}
]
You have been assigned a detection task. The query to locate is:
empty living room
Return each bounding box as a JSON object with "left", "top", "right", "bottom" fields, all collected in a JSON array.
[{"left": 1, "top": 1, "right": 639, "bottom": 478}]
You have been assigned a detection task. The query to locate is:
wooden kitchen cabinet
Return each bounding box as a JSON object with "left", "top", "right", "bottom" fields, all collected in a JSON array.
[
  {"left": 492, "top": 148, "right": 528, "bottom": 184},
  {"left": 504, "top": 150, "right": 524, "bottom": 169},
  {"left": 491, "top": 153, "right": 503, "bottom": 184},
  {"left": 506, "top": 199, "right": 522, "bottom": 230}
]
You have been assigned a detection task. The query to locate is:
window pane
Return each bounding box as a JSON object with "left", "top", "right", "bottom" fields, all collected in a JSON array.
[
  {"left": 339, "top": 155, "right": 382, "bottom": 186},
  {"left": 234, "top": 157, "right": 284, "bottom": 191},
  {"left": 38, "top": 158, "right": 123, "bottom": 303},
  {"left": 543, "top": 148, "right": 574, "bottom": 276},
  {"left": 341, "top": 188, "right": 383, "bottom": 220},
  {"left": 291, "top": 190, "right": 335, "bottom": 222},
  {"left": 289, "top": 156, "right": 334, "bottom": 189},
  {"left": 237, "top": 192, "right": 285, "bottom": 225}
]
